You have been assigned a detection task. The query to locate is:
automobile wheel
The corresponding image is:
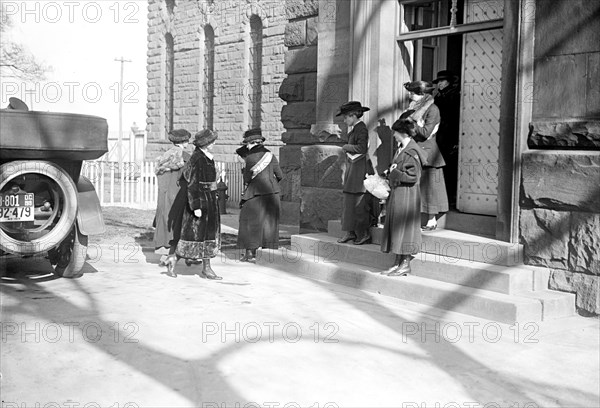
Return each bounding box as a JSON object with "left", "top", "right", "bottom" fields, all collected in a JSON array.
[
  {"left": 0, "top": 160, "right": 78, "bottom": 256},
  {"left": 49, "top": 224, "right": 88, "bottom": 278}
]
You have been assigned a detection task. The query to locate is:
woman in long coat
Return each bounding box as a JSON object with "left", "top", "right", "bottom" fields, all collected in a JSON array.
[
  {"left": 401, "top": 81, "right": 449, "bottom": 231},
  {"left": 236, "top": 128, "right": 283, "bottom": 262},
  {"left": 336, "top": 101, "right": 372, "bottom": 245},
  {"left": 153, "top": 129, "right": 191, "bottom": 262},
  {"left": 165, "top": 129, "right": 222, "bottom": 280},
  {"left": 381, "top": 118, "right": 428, "bottom": 276}
]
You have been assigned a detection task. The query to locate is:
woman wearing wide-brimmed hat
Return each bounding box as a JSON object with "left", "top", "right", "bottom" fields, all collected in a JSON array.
[
  {"left": 236, "top": 128, "right": 284, "bottom": 263},
  {"left": 336, "top": 101, "right": 373, "bottom": 245},
  {"left": 400, "top": 81, "right": 449, "bottom": 230},
  {"left": 380, "top": 118, "right": 428, "bottom": 276},
  {"left": 164, "top": 129, "right": 222, "bottom": 280},
  {"left": 153, "top": 129, "right": 192, "bottom": 263}
]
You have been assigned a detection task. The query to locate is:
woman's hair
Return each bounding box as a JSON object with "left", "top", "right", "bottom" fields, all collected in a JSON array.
[
  {"left": 391, "top": 118, "right": 417, "bottom": 137},
  {"left": 345, "top": 111, "right": 363, "bottom": 119}
]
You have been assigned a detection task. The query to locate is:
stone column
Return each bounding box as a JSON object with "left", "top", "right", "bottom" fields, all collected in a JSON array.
[{"left": 309, "top": 0, "right": 351, "bottom": 142}]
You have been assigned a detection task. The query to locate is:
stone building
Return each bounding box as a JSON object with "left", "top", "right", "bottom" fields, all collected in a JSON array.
[
  {"left": 277, "top": 0, "right": 599, "bottom": 315},
  {"left": 146, "top": 0, "right": 598, "bottom": 315},
  {"left": 145, "top": 0, "right": 287, "bottom": 161}
]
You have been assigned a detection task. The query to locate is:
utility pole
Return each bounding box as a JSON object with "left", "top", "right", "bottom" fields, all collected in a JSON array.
[{"left": 114, "top": 57, "right": 131, "bottom": 171}]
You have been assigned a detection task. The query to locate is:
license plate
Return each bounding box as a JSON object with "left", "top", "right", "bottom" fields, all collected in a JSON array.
[{"left": 0, "top": 193, "right": 35, "bottom": 222}]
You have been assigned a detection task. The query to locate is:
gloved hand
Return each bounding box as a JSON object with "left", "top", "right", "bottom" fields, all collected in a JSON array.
[{"left": 194, "top": 209, "right": 202, "bottom": 218}]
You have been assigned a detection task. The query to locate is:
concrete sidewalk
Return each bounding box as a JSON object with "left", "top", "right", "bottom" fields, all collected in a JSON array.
[{"left": 1, "top": 247, "right": 598, "bottom": 408}]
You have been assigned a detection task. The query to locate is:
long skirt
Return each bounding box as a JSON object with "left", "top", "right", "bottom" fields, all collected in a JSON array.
[
  {"left": 381, "top": 185, "right": 421, "bottom": 255},
  {"left": 238, "top": 193, "right": 280, "bottom": 250},
  {"left": 153, "top": 170, "right": 186, "bottom": 249},
  {"left": 420, "top": 167, "right": 449, "bottom": 215},
  {"left": 176, "top": 191, "right": 221, "bottom": 259},
  {"left": 341, "top": 192, "right": 370, "bottom": 232}
]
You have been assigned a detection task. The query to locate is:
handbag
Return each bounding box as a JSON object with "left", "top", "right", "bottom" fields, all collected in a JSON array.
[{"left": 364, "top": 174, "right": 390, "bottom": 200}]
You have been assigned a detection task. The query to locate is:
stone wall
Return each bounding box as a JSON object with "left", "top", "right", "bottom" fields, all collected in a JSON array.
[
  {"left": 277, "top": 0, "right": 320, "bottom": 225},
  {"left": 520, "top": 0, "right": 600, "bottom": 315},
  {"left": 520, "top": 151, "right": 600, "bottom": 315},
  {"left": 146, "top": 0, "right": 287, "bottom": 162}
]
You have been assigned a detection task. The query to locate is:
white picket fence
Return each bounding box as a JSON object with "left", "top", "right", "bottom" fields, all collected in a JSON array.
[{"left": 81, "top": 160, "right": 245, "bottom": 209}]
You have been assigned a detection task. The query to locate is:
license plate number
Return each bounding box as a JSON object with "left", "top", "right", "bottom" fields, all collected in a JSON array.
[{"left": 0, "top": 193, "right": 35, "bottom": 222}]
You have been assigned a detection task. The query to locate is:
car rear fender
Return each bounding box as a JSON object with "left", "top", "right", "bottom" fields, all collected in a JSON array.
[{"left": 76, "top": 176, "right": 105, "bottom": 235}]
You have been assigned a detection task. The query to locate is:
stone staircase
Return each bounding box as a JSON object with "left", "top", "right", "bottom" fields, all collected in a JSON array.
[{"left": 256, "top": 220, "right": 576, "bottom": 324}]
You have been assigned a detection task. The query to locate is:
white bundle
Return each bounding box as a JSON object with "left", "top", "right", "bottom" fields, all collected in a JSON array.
[{"left": 364, "top": 174, "right": 390, "bottom": 200}]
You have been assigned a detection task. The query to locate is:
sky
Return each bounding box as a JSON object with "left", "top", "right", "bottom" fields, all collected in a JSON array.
[{"left": 1, "top": 0, "right": 148, "bottom": 137}]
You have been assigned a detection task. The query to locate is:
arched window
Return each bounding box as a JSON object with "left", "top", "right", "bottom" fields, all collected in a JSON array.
[
  {"left": 248, "top": 15, "right": 263, "bottom": 129},
  {"left": 166, "top": 0, "right": 175, "bottom": 16},
  {"left": 165, "top": 32, "right": 174, "bottom": 133},
  {"left": 203, "top": 25, "right": 215, "bottom": 130}
]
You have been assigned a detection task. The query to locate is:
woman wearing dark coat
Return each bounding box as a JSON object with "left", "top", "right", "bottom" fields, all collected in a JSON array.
[
  {"left": 401, "top": 81, "right": 449, "bottom": 231},
  {"left": 164, "top": 129, "right": 222, "bottom": 280},
  {"left": 336, "top": 101, "right": 373, "bottom": 245},
  {"left": 153, "top": 129, "right": 191, "bottom": 262},
  {"left": 236, "top": 128, "right": 283, "bottom": 263},
  {"left": 381, "top": 118, "right": 428, "bottom": 276}
]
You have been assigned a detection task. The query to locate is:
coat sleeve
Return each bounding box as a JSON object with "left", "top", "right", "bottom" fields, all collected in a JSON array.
[
  {"left": 389, "top": 153, "right": 420, "bottom": 186},
  {"left": 186, "top": 156, "right": 212, "bottom": 211},
  {"left": 342, "top": 126, "right": 369, "bottom": 154},
  {"left": 272, "top": 156, "right": 283, "bottom": 182},
  {"left": 414, "top": 105, "right": 441, "bottom": 142}
]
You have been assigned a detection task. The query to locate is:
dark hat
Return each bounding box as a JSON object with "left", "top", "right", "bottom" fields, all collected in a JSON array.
[
  {"left": 7, "top": 97, "right": 29, "bottom": 111},
  {"left": 168, "top": 129, "right": 191, "bottom": 143},
  {"left": 391, "top": 118, "right": 417, "bottom": 137},
  {"left": 243, "top": 128, "right": 265, "bottom": 144},
  {"left": 404, "top": 81, "right": 435, "bottom": 95},
  {"left": 193, "top": 129, "right": 218, "bottom": 148},
  {"left": 335, "top": 101, "right": 370, "bottom": 117},
  {"left": 433, "top": 70, "right": 458, "bottom": 84}
]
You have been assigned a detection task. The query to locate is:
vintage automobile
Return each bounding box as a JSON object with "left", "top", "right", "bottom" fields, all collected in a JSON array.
[{"left": 0, "top": 97, "right": 108, "bottom": 277}]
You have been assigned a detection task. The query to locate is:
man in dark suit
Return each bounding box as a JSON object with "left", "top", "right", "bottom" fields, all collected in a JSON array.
[{"left": 336, "top": 101, "right": 372, "bottom": 245}]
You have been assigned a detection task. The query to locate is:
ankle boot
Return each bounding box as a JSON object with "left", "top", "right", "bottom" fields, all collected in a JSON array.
[
  {"left": 240, "top": 249, "right": 256, "bottom": 263},
  {"left": 201, "top": 258, "right": 222, "bottom": 280},
  {"left": 165, "top": 254, "right": 178, "bottom": 277},
  {"left": 338, "top": 231, "right": 357, "bottom": 243},
  {"left": 388, "top": 255, "right": 411, "bottom": 276}
]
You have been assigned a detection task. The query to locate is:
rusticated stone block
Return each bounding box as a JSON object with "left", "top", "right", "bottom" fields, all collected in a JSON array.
[
  {"left": 300, "top": 187, "right": 344, "bottom": 232},
  {"left": 285, "top": 47, "right": 318, "bottom": 74},
  {"left": 521, "top": 151, "right": 600, "bottom": 212},
  {"left": 282, "top": 130, "right": 318, "bottom": 145},
  {"left": 284, "top": 20, "right": 306, "bottom": 47},
  {"left": 279, "top": 75, "right": 305, "bottom": 102},
  {"left": 304, "top": 72, "right": 317, "bottom": 101},
  {"left": 569, "top": 212, "right": 600, "bottom": 275},
  {"left": 281, "top": 102, "right": 316, "bottom": 129},
  {"left": 520, "top": 209, "right": 570, "bottom": 270},
  {"left": 306, "top": 17, "right": 318, "bottom": 45},
  {"left": 301, "top": 145, "right": 344, "bottom": 189},
  {"left": 528, "top": 120, "right": 600, "bottom": 149},
  {"left": 279, "top": 145, "right": 302, "bottom": 170},
  {"left": 280, "top": 168, "right": 301, "bottom": 202},
  {"left": 549, "top": 269, "right": 599, "bottom": 315},
  {"left": 285, "top": 0, "right": 319, "bottom": 19}
]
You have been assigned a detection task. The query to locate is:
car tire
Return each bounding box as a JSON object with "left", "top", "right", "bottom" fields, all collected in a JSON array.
[
  {"left": 51, "top": 224, "right": 88, "bottom": 278},
  {"left": 0, "top": 160, "right": 78, "bottom": 255}
]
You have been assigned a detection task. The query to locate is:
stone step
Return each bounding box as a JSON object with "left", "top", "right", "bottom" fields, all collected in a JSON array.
[
  {"left": 292, "top": 234, "right": 535, "bottom": 295},
  {"left": 255, "top": 248, "right": 544, "bottom": 324},
  {"left": 440, "top": 211, "right": 497, "bottom": 237},
  {"left": 328, "top": 220, "right": 523, "bottom": 266},
  {"left": 518, "top": 290, "right": 576, "bottom": 320}
]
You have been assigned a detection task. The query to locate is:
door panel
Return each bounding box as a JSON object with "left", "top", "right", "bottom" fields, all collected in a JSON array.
[{"left": 457, "top": 0, "right": 504, "bottom": 215}]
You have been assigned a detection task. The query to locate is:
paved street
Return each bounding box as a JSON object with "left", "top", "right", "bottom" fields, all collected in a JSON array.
[{"left": 1, "top": 247, "right": 599, "bottom": 408}]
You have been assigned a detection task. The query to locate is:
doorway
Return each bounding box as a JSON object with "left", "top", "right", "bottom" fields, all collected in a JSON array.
[{"left": 398, "top": 0, "right": 504, "bottom": 219}]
